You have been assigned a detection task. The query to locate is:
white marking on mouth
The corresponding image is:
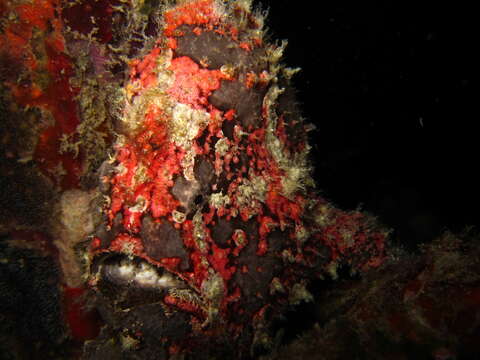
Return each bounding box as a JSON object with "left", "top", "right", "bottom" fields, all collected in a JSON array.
[
  {"left": 101, "top": 258, "right": 183, "bottom": 289},
  {"left": 117, "top": 262, "right": 135, "bottom": 277}
]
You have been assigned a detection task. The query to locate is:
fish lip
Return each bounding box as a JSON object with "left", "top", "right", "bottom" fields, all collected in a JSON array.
[
  {"left": 91, "top": 253, "right": 207, "bottom": 317},
  {"left": 92, "top": 253, "right": 191, "bottom": 291}
]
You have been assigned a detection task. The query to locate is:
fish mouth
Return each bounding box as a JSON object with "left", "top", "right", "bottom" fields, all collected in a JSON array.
[
  {"left": 97, "top": 254, "right": 188, "bottom": 290},
  {"left": 91, "top": 254, "right": 198, "bottom": 310}
]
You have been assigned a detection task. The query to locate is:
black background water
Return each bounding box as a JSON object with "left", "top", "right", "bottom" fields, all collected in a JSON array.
[{"left": 262, "top": 0, "right": 477, "bottom": 249}]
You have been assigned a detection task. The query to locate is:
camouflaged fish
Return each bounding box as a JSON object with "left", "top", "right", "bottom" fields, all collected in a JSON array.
[{"left": 0, "top": 0, "right": 388, "bottom": 358}]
